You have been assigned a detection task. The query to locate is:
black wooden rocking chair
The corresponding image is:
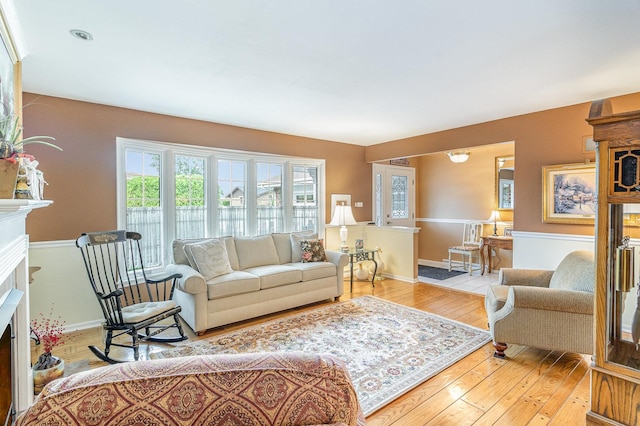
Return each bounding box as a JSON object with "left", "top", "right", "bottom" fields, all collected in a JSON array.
[{"left": 76, "top": 230, "right": 187, "bottom": 363}]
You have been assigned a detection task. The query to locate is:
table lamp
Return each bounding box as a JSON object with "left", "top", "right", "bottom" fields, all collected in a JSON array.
[
  {"left": 489, "top": 210, "right": 501, "bottom": 236},
  {"left": 330, "top": 203, "right": 357, "bottom": 252}
]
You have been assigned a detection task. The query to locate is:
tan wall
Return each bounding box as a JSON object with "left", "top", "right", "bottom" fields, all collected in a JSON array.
[
  {"left": 21, "top": 93, "right": 372, "bottom": 241},
  {"left": 417, "top": 143, "right": 514, "bottom": 265},
  {"left": 367, "top": 92, "right": 640, "bottom": 236},
  {"left": 23, "top": 91, "right": 640, "bottom": 246}
]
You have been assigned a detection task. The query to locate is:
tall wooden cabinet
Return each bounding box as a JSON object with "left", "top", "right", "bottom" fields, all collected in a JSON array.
[{"left": 587, "top": 99, "right": 640, "bottom": 425}]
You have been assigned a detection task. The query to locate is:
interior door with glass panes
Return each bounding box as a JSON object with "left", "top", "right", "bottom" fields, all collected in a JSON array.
[{"left": 372, "top": 164, "right": 415, "bottom": 227}]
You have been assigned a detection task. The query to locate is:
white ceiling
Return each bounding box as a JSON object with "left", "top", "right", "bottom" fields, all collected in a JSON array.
[{"left": 8, "top": 1, "right": 640, "bottom": 146}]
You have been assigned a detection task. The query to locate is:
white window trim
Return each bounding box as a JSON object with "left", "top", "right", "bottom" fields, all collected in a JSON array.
[{"left": 116, "top": 137, "right": 326, "bottom": 268}]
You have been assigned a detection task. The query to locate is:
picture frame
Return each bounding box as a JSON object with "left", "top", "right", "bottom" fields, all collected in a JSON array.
[
  {"left": 0, "top": 15, "right": 18, "bottom": 122},
  {"left": 355, "top": 239, "right": 364, "bottom": 251},
  {"left": 542, "top": 163, "right": 597, "bottom": 224},
  {"left": 330, "top": 194, "right": 351, "bottom": 218},
  {"left": 504, "top": 228, "right": 512, "bottom": 237},
  {"left": 582, "top": 136, "right": 596, "bottom": 154}
]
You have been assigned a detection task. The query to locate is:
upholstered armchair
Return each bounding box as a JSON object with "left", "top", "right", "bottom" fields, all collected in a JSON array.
[
  {"left": 485, "top": 250, "right": 595, "bottom": 358},
  {"left": 16, "top": 352, "right": 366, "bottom": 426}
]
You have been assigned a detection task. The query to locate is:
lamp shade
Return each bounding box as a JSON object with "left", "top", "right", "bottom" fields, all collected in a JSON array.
[
  {"left": 488, "top": 210, "right": 501, "bottom": 222},
  {"left": 330, "top": 204, "right": 357, "bottom": 226}
]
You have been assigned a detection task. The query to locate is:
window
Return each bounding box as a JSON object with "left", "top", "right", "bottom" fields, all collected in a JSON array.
[
  {"left": 117, "top": 138, "right": 325, "bottom": 268},
  {"left": 125, "top": 149, "right": 162, "bottom": 267},
  {"left": 292, "top": 165, "right": 318, "bottom": 232},
  {"left": 175, "top": 155, "right": 206, "bottom": 240},
  {"left": 218, "top": 160, "right": 246, "bottom": 236},
  {"left": 256, "top": 162, "right": 283, "bottom": 234}
]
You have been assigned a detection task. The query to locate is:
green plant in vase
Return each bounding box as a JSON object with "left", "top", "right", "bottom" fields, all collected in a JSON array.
[
  {"left": 0, "top": 115, "right": 61, "bottom": 160},
  {"left": 30, "top": 306, "right": 66, "bottom": 393},
  {"left": 0, "top": 114, "right": 61, "bottom": 199}
]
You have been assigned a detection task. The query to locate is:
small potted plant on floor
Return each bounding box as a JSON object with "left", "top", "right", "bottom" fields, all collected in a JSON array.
[{"left": 30, "top": 305, "right": 66, "bottom": 394}]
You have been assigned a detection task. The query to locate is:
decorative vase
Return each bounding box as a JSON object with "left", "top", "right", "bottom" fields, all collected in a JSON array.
[
  {"left": 355, "top": 262, "right": 369, "bottom": 280},
  {"left": 0, "top": 159, "right": 19, "bottom": 199},
  {"left": 372, "top": 248, "right": 385, "bottom": 280},
  {"left": 33, "top": 357, "right": 64, "bottom": 394}
]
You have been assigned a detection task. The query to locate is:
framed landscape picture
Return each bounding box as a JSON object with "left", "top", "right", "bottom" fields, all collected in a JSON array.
[
  {"left": 542, "top": 163, "right": 597, "bottom": 224},
  {"left": 0, "top": 12, "right": 19, "bottom": 121}
]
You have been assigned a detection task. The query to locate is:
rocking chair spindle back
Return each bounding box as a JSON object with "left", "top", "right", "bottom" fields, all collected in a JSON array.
[{"left": 76, "top": 230, "right": 187, "bottom": 363}]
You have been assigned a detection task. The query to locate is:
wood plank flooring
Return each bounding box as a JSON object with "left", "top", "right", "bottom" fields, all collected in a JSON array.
[{"left": 33, "top": 279, "right": 591, "bottom": 425}]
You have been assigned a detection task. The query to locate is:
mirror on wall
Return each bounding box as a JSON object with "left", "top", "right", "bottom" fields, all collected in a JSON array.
[{"left": 496, "top": 156, "right": 514, "bottom": 210}]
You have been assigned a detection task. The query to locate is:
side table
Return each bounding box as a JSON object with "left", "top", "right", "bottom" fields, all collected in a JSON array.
[
  {"left": 347, "top": 248, "right": 377, "bottom": 292},
  {"left": 480, "top": 236, "right": 513, "bottom": 275}
]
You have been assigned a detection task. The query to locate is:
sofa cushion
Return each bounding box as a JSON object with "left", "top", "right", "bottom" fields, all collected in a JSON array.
[
  {"left": 183, "top": 239, "right": 233, "bottom": 280},
  {"left": 243, "top": 264, "right": 302, "bottom": 289},
  {"left": 289, "top": 261, "right": 337, "bottom": 281},
  {"left": 173, "top": 238, "right": 207, "bottom": 266},
  {"left": 272, "top": 233, "right": 294, "bottom": 264},
  {"left": 548, "top": 250, "right": 595, "bottom": 292},
  {"left": 122, "top": 300, "right": 178, "bottom": 323},
  {"left": 234, "top": 235, "right": 280, "bottom": 270},
  {"left": 173, "top": 237, "right": 239, "bottom": 270},
  {"left": 206, "top": 271, "right": 261, "bottom": 300},
  {"left": 290, "top": 231, "right": 318, "bottom": 262},
  {"left": 300, "top": 239, "right": 327, "bottom": 263}
]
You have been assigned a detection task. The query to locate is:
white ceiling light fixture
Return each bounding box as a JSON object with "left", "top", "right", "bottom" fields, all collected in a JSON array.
[
  {"left": 446, "top": 151, "right": 471, "bottom": 163},
  {"left": 69, "top": 29, "right": 94, "bottom": 41}
]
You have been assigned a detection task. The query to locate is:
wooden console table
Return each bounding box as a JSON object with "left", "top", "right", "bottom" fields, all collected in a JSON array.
[{"left": 480, "top": 236, "right": 513, "bottom": 275}]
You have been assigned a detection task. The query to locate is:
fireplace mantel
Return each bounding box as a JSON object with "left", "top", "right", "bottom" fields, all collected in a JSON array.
[
  {"left": 0, "top": 200, "right": 51, "bottom": 418},
  {"left": 0, "top": 199, "right": 52, "bottom": 213}
]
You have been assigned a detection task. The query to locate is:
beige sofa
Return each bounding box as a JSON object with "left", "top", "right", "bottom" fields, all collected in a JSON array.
[
  {"left": 485, "top": 250, "right": 595, "bottom": 358},
  {"left": 167, "top": 232, "right": 349, "bottom": 334},
  {"left": 16, "top": 352, "right": 366, "bottom": 426}
]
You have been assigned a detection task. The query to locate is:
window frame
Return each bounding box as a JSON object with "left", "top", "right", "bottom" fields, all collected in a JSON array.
[{"left": 116, "top": 137, "right": 326, "bottom": 270}]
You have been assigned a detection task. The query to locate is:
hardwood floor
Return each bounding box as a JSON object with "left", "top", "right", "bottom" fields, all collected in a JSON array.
[{"left": 35, "top": 279, "right": 591, "bottom": 425}]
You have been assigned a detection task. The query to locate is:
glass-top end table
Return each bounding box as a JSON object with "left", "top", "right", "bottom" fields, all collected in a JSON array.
[{"left": 346, "top": 248, "right": 378, "bottom": 292}]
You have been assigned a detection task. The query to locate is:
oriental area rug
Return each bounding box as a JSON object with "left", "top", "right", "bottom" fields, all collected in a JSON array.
[{"left": 153, "top": 296, "right": 491, "bottom": 416}]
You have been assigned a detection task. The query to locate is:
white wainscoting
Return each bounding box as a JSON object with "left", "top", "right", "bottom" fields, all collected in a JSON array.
[
  {"left": 30, "top": 229, "right": 597, "bottom": 331},
  {"left": 29, "top": 240, "right": 103, "bottom": 332},
  {"left": 512, "top": 231, "right": 595, "bottom": 269}
]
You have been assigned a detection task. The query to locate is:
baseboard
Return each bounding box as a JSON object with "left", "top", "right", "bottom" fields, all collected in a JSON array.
[
  {"left": 63, "top": 319, "right": 103, "bottom": 333},
  {"left": 380, "top": 273, "right": 418, "bottom": 283}
]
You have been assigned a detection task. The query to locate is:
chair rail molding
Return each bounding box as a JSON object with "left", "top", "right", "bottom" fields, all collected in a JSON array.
[{"left": 512, "top": 231, "right": 595, "bottom": 270}]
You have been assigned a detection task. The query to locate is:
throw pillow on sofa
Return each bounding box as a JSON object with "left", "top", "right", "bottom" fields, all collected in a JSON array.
[
  {"left": 300, "top": 239, "right": 327, "bottom": 263},
  {"left": 290, "top": 231, "right": 318, "bottom": 262},
  {"left": 183, "top": 239, "right": 233, "bottom": 280},
  {"left": 234, "top": 234, "right": 280, "bottom": 270}
]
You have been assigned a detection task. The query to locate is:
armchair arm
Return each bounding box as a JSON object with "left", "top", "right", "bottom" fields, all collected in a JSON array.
[
  {"left": 165, "top": 263, "right": 206, "bottom": 294},
  {"left": 499, "top": 268, "right": 554, "bottom": 287},
  {"left": 508, "top": 286, "right": 593, "bottom": 315}
]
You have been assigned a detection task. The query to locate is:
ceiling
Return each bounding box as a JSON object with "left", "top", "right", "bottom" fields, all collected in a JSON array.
[{"left": 8, "top": 1, "right": 640, "bottom": 146}]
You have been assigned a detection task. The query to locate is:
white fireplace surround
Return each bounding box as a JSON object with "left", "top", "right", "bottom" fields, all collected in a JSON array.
[{"left": 0, "top": 200, "right": 51, "bottom": 415}]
